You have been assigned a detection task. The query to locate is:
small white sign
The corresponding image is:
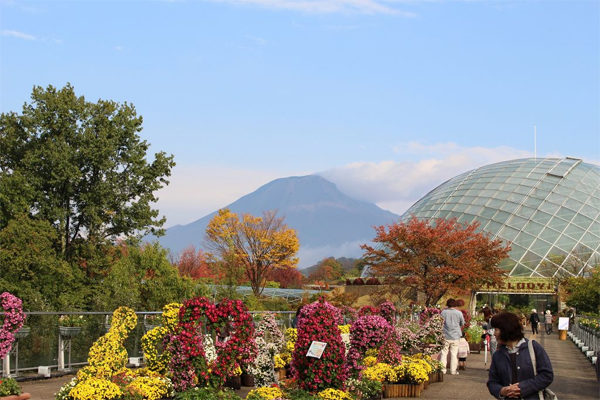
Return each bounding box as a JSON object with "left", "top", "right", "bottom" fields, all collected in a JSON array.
[
  {"left": 558, "top": 317, "right": 569, "bottom": 330},
  {"left": 306, "top": 341, "right": 327, "bottom": 359}
]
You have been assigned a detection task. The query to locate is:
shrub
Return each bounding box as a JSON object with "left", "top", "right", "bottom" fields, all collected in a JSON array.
[
  {"left": 352, "top": 278, "right": 364, "bottom": 285},
  {"left": 365, "top": 278, "right": 380, "bottom": 285}
]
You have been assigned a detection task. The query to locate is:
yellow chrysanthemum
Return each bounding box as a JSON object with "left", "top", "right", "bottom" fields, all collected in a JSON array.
[{"left": 318, "top": 388, "right": 353, "bottom": 400}]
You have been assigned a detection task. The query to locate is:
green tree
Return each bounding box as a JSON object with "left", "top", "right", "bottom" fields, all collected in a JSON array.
[
  {"left": 0, "top": 215, "right": 85, "bottom": 310},
  {"left": 563, "top": 266, "right": 600, "bottom": 314},
  {"left": 0, "top": 84, "right": 175, "bottom": 263},
  {"left": 96, "top": 242, "right": 197, "bottom": 311}
]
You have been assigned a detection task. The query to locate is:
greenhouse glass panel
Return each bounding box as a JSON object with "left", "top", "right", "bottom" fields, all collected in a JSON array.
[
  {"left": 539, "top": 201, "right": 560, "bottom": 215},
  {"left": 512, "top": 264, "right": 534, "bottom": 277},
  {"left": 515, "top": 232, "right": 536, "bottom": 249},
  {"left": 531, "top": 210, "right": 552, "bottom": 225},
  {"left": 556, "top": 207, "right": 577, "bottom": 221},
  {"left": 572, "top": 214, "right": 593, "bottom": 230},
  {"left": 555, "top": 235, "right": 578, "bottom": 252},
  {"left": 400, "top": 157, "right": 600, "bottom": 279}
]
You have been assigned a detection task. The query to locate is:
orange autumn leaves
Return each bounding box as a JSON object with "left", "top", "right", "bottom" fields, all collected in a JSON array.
[{"left": 362, "top": 217, "right": 511, "bottom": 306}]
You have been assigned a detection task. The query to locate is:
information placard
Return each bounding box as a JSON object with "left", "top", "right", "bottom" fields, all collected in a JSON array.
[
  {"left": 306, "top": 341, "right": 327, "bottom": 359},
  {"left": 558, "top": 317, "right": 569, "bottom": 330}
]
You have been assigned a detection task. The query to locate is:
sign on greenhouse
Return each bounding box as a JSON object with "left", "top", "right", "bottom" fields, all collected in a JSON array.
[{"left": 479, "top": 277, "right": 556, "bottom": 294}]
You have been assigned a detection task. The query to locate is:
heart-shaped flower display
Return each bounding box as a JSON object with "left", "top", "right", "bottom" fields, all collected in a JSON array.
[{"left": 168, "top": 296, "right": 256, "bottom": 391}]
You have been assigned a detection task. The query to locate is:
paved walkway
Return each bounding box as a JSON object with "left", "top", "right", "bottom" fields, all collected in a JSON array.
[
  {"left": 422, "top": 331, "right": 599, "bottom": 399},
  {"left": 19, "top": 332, "right": 599, "bottom": 399}
]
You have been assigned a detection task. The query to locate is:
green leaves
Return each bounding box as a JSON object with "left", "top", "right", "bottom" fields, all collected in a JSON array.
[{"left": 0, "top": 83, "right": 175, "bottom": 258}]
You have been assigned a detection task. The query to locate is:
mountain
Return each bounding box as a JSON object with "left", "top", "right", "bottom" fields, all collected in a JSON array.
[{"left": 154, "top": 175, "right": 400, "bottom": 268}]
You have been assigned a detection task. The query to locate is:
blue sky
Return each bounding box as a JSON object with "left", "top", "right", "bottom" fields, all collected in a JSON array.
[{"left": 1, "top": 0, "right": 599, "bottom": 226}]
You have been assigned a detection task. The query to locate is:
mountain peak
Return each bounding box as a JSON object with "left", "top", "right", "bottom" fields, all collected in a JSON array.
[{"left": 155, "top": 175, "right": 399, "bottom": 267}]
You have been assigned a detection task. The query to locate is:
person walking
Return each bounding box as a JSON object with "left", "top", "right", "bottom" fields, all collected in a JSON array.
[
  {"left": 529, "top": 309, "right": 539, "bottom": 336},
  {"left": 457, "top": 334, "right": 470, "bottom": 370},
  {"left": 544, "top": 310, "right": 553, "bottom": 335},
  {"left": 487, "top": 312, "right": 554, "bottom": 400},
  {"left": 440, "top": 298, "right": 465, "bottom": 375}
]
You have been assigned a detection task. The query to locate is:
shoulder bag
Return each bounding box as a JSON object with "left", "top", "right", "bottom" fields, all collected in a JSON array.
[{"left": 528, "top": 339, "right": 558, "bottom": 400}]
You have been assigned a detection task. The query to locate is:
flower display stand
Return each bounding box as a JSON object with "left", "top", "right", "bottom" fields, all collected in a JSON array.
[
  {"left": 58, "top": 326, "right": 81, "bottom": 338},
  {"left": 383, "top": 383, "right": 424, "bottom": 398},
  {"left": 58, "top": 326, "right": 81, "bottom": 371},
  {"left": 428, "top": 371, "right": 443, "bottom": 383}
]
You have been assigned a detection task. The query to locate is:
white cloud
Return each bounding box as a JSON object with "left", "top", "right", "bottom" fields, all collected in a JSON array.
[
  {"left": 114, "top": 45, "right": 124, "bottom": 51},
  {"left": 210, "top": 0, "right": 416, "bottom": 15},
  {"left": 1, "top": 29, "right": 36, "bottom": 40},
  {"left": 319, "top": 143, "right": 532, "bottom": 215}
]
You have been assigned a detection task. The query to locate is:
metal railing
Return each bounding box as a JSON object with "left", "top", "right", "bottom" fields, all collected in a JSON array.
[
  {"left": 568, "top": 315, "right": 599, "bottom": 365},
  {"left": 2, "top": 310, "right": 297, "bottom": 378}
]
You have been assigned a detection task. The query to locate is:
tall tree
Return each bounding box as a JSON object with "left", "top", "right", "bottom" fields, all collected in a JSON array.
[
  {"left": 205, "top": 208, "right": 299, "bottom": 296},
  {"left": 362, "top": 217, "right": 510, "bottom": 306},
  {"left": 0, "top": 84, "right": 175, "bottom": 260}
]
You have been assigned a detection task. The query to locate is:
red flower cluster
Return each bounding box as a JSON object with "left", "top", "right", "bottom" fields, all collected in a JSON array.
[
  {"left": 168, "top": 297, "right": 256, "bottom": 391},
  {"left": 291, "top": 298, "right": 347, "bottom": 392}
]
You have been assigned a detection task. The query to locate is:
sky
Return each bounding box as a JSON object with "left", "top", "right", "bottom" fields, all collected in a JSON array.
[{"left": 1, "top": 0, "right": 599, "bottom": 228}]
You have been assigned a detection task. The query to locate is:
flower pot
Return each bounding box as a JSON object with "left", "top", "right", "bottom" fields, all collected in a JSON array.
[
  {"left": 0, "top": 394, "right": 32, "bottom": 400},
  {"left": 225, "top": 375, "right": 241, "bottom": 390},
  {"left": 14, "top": 327, "right": 30, "bottom": 339},
  {"left": 468, "top": 342, "right": 481, "bottom": 354},
  {"left": 428, "top": 371, "right": 443, "bottom": 383},
  {"left": 241, "top": 372, "right": 255, "bottom": 387},
  {"left": 277, "top": 368, "right": 286, "bottom": 381},
  {"left": 58, "top": 326, "right": 82, "bottom": 338},
  {"left": 383, "top": 383, "right": 424, "bottom": 398}
]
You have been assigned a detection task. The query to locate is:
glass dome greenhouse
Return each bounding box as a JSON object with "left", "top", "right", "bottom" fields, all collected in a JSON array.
[{"left": 401, "top": 157, "right": 600, "bottom": 278}]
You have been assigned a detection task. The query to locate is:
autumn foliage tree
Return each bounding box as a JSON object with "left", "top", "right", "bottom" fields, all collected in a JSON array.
[
  {"left": 205, "top": 208, "right": 300, "bottom": 296},
  {"left": 308, "top": 257, "right": 344, "bottom": 283},
  {"left": 362, "top": 217, "right": 511, "bottom": 306},
  {"left": 267, "top": 265, "right": 304, "bottom": 288},
  {"left": 176, "top": 246, "right": 213, "bottom": 279}
]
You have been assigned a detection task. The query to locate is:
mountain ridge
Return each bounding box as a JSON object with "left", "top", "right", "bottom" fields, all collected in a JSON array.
[{"left": 154, "top": 175, "right": 400, "bottom": 267}]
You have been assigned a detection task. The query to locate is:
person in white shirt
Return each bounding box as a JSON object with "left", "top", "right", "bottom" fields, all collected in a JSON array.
[{"left": 440, "top": 298, "right": 465, "bottom": 375}]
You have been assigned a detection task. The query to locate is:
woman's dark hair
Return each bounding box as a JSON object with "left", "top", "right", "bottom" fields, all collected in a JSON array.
[
  {"left": 490, "top": 312, "right": 524, "bottom": 342},
  {"left": 446, "top": 298, "right": 456, "bottom": 307}
]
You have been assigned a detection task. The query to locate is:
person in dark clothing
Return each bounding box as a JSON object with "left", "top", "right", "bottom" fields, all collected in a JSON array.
[
  {"left": 291, "top": 305, "right": 303, "bottom": 328},
  {"left": 487, "top": 312, "right": 553, "bottom": 400},
  {"left": 529, "top": 309, "right": 540, "bottom": 336}
]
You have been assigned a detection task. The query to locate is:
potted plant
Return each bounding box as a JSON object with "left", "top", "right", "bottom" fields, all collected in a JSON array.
[
  {"left": 464, "top": 324, "right": 484, "bottom": 354},
  {"left": 58, "top": 314, "right": 86, "bottom": 338},
  {"left": 0, "top": 377, "right": 31, "bottom": 400}
]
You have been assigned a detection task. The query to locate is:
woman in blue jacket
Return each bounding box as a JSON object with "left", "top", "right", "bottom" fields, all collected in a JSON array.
[{"left": 487, "top": 312, "right": 553, "bottom": 399}]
